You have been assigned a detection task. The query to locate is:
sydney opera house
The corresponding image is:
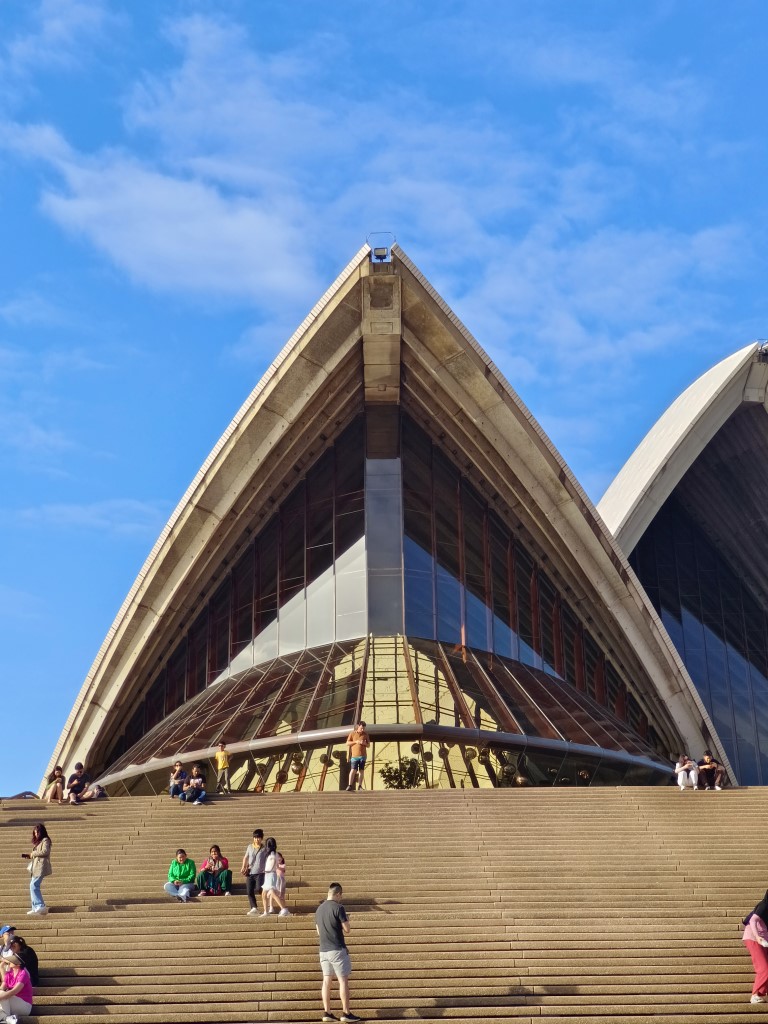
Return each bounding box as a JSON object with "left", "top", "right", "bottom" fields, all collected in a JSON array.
[{"left": 44, "top": 244, "right": 749, "bottom": 795}]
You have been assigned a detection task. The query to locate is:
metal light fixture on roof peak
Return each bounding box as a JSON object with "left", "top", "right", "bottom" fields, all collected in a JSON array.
[{"left": 367, "top": 230, "right": 395, "bottom": 263}]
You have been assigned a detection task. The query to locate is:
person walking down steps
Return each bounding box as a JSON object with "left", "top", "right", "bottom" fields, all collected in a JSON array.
[{"left": 21, "top": 825, "right": 52, "bottom": 916}]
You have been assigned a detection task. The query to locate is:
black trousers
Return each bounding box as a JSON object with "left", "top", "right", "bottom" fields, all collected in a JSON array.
[{"left": 246, "top": 873, "right": 264, "bottom": 908}]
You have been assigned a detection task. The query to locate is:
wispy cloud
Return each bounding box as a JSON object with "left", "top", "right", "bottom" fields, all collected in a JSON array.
[
  {"left": 0, "top": 8, "right": 750, "bottom": 437},
  {"left": 1, "top": 0, "right": 115, "bottom": 80},
  {"left": 10, "top": 498, "right": 170, "bottom": 537}
]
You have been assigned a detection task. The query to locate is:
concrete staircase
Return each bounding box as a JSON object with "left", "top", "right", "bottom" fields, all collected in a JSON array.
[{"left": 0, "top": 787, "right": 764, "bottom": 1023}]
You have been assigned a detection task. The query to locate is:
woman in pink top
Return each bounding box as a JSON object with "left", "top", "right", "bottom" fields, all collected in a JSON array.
[
  {"left": 743, "top": 890, "right": 768, "bottom": 1003},
  {"left": 0, "top": 949, "right": 34, "bottom": 1020}
]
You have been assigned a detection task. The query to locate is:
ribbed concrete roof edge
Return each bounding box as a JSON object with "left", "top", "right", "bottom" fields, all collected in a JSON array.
[
  {"left": 598, "top": 342, "right": 758, "bottom": 551},
  {"left": 395, "top": 247, "right": 732, "bottom": 777},
  {"left": 394, "top": 245, "right": 609, "bottom": 534},
  {"left": 41, "top": 244, "right": 371, "bottom": 795}
]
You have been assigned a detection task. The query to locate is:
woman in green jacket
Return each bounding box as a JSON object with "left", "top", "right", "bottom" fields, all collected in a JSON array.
[{"left": 163, "top": 849, "right": 197, "bottom": 903}]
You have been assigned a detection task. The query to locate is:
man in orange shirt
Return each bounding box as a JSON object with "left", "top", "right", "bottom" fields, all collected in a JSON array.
[{"left": 345, "top": 721, "right": 370, "bottom": 792}]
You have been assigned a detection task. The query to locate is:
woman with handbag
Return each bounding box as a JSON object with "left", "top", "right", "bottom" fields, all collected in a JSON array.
[{"left": 21, "top": 824, "right": 52, "bottom": 916}]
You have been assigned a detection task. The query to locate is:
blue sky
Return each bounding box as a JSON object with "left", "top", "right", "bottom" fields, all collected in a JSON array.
[{"left": 2, "top": 0, "right": 767, "bottom": 796}]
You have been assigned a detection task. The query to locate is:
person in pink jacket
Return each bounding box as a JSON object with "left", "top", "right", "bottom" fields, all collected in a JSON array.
[{"left": 743, "top": 890, "right": 768, "bottom": 1003}]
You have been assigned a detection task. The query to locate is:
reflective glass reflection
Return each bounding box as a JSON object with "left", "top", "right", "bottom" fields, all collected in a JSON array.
[{"left": 631, "top": 493, "right": 768, "bottom": 784}]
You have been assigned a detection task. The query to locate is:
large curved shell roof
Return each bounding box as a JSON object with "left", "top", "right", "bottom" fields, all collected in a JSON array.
[
  {"left": 599, "top": 343, "right": 763, "bottom": 554},
  {"left": 44, "top": 246, "right": 733, "bottom": 791}
]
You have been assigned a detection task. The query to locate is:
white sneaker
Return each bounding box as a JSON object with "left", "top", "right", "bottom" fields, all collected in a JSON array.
[
  {"left": 278, "top": 908, "right": 291, "bottom": 917},
  {"left": 715, "top": 785, "right": 722, "bottom": 790},
  {"left": 224, "top": 891, "right": 232, "bottom": 896},
  {"left": 193, "top": 799, "right": 202, "bottom": 805},
  {"left": 693, "top": 785, "right": 699, "bottom": 790},
  {"left": 247, "top": 908, "right": 258, "bottom": 915},
  {"left": 751, "top": 994, "right": 766, "bottom": 1003},
  {"left": 36, "top": 907, "right": 49, "bottom": 915},
  {"left": 27, "top": 909, "right": 37, "bottom": 915},
  {"left": 7, "top": 1013, "right": 19, "bottom": 1024},
  {"left": 260, "top": 911, "right": 270, "bottom": 917},
  {"left": 678, "top": 784, "right": 685, "bottom": 791}
]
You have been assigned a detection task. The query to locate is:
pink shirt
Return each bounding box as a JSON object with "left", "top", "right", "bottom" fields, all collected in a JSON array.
[
  {"left": 744, "top": 913, "right": 768, "bottom": 946},
  {"left": 3, "top": 965, "right": 33, "bottom": 1005}
]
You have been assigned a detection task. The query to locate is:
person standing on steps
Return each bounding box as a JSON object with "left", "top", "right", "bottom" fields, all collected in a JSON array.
[
  {"left": 346, "top": 722, "right": 370, "bottom": 791},
  {"left": 260, "top": 837, "right": 291, "bottom": 917},
  {"left": 21, "top": 824, "right": 52, "bottom": 916},
  {"left": 215, "top": 742, "right": 231, "bottom": 794},
  {"left": 315, "top": 883, "right": 362, "bottom": 1023},
  {"left": 743, "top": 890, "right": 768, "bottom": 1003},
  {"left": 241, "top": 829, "right": 268, "bottom": 916}
]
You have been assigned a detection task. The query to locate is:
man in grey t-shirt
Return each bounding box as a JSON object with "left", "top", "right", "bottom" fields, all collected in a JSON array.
[
  {"left": 315, "top": 883, "right": 362, "bottom": 1023},
  {"left": 240, "top": 829, "right": 267, "bottom": 916}
]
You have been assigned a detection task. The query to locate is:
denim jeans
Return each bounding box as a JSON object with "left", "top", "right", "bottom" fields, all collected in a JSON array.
[
  {"left": 169, "top": 784, "right": 183, "bottom": 798},
  {"left": 164, "top": 881, "right": 197, "bottom": 901},
  {"left": 179, "top": 789, "right": 205, "bottom": 802},
  {"left": 30, "top": 874, "right": 45, "bottom": 911}
]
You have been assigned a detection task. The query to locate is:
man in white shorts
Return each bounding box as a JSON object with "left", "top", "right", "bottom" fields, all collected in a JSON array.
[{"left": 315, "top": 882, "right": 362, "bottom": 1023}]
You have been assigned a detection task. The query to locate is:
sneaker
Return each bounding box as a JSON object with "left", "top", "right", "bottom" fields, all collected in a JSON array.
[
  {"left": 678, "top": 785, "right": 685, "bottom": 791},
  {"left": 715, "top": 785, "right": 723, "bottom": 790},
  {"left": 278, "top": 908, "right": 291, "bottom": 917},
  {"left": 322, "top": 1014, "right": 338, "bottom": 1022},
  {"left": 751, "top": 994, "right": 766, "bottom": 1003},
  {"left": 193, "top": 799, "right": 202, "bottom": 805},
  {"left": 247, "top": 908, "right": 259, "bottom": 915},
  {"left": 7, "top": 1014, "right": 19, "bottom": 1024},
  {"left": 340, "top": 1013, "right": 362, "bottom": 1022},
  {"left": 260, "top": 911, "right": 271, "bottom": 917},
  {"left": 704, "top": 785, "right": 711, "bottom": 790},
  {"left": 36, "top": 907, "right": 49, "bottom": 915},
  {"left": 693, "top": 785, "right": 699, "bottom": 790},
  {"left": 224, "top": 891, "right": 232, "bottom": 896},
  {"left": 27, "top": 910, "right": 37, "bottom": 915},
  {"left": 345, "top": 786, "right": 353, "bottom": 791}
]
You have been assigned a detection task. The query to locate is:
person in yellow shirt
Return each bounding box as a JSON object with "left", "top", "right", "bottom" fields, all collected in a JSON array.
[
  {"left": 215, "top": 742, "right": 231, "bottom": 795},
  {"left": 345, "top": 721, "right": 370, "bottom": 792}
]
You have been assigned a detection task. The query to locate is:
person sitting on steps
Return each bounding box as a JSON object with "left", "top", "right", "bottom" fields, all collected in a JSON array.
[
  {"left": 163, "top": 849, "right": 198, "bottom": 903},
  {"left": 674, "top": 754, "right": 699, "bottom": 791},
  {"left": 179, "top": 764, "right": 207, "bottom": 804},
  {"left": 196, "top": 845, "right": 232, "bottom": 896},
  {"left": 697, "top": 750, "right": 725, "bottom": 790}
]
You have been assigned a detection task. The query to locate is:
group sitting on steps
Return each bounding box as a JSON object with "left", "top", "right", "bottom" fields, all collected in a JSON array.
[
  {"left": 673, "top": 750, "right": 726, "bottom": 790},
  {"left": 0, "top": 925, "right": 39, "bottom": 1024}
]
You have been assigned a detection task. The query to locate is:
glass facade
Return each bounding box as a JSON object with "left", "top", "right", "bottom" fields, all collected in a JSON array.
[
  {"left": 102, "top": 636, "right": 667, "bottom": 794},
  {"left": 631, "top": 494, "right": 768, "bottom": 785},
  {"left": 101, "top": 410, "right": 675, "bottom": 783}
]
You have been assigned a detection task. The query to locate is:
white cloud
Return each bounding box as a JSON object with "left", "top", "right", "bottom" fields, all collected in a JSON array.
[
  {"left": 11, "top": 498, "right": 169, "bottom": 537},
  {"left": 0, "top": 8, "right": 748, "bottom": 430},
  {"left": 1, "top": 0, "right": 115, "bottom": 83}
]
